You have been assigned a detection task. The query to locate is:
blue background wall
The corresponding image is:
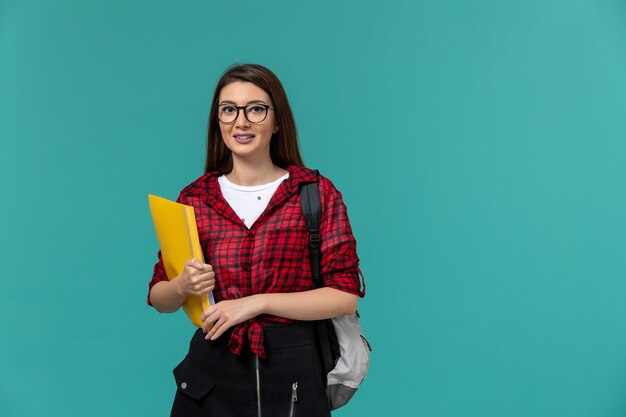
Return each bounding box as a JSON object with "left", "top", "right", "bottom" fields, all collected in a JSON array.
[{"left": 2, "top": 1, "right": 626, "bottom": 416}]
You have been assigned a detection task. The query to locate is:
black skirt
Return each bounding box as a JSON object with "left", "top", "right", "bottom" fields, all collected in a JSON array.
[{"left": 170, "top": 322, "right": 331, "bottom": 417}]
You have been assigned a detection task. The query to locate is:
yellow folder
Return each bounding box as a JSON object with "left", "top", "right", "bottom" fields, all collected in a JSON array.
[{"left": 148, "top": 194, "right": 214, "bottom": 327}]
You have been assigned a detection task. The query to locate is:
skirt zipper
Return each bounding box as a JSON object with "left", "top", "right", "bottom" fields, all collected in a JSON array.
[
  {"left": 288, "top": 382, "right": 298, "bottom": 417},
  {"left": 256, "top": 355, "right": 262, "bottom": 417}
]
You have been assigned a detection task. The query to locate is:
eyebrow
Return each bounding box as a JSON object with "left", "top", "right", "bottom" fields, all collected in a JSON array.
[{"left": 218, "top": 100, "right": 269, "bottom": 105}]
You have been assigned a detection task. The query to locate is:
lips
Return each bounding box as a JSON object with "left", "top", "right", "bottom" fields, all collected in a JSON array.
[{"left": 233, "top": 134, "right": 255, "bottom": 144}]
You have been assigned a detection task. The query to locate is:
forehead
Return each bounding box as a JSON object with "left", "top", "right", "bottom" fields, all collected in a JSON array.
[{"left": 219, "top": 81, "right": 271, "bottom": 104}]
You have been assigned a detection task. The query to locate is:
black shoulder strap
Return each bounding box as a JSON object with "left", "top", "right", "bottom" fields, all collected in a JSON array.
[
  {"left": 299, "top": 169, "right": 322, "bottom": 288},
  {"left": 299, "top": 170, "right": 334, "bottom": 378}
]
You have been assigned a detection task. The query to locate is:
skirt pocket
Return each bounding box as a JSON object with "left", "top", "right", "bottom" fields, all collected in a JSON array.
[{"left": 173, "top": 355, "right": 216, "bottom": 401}]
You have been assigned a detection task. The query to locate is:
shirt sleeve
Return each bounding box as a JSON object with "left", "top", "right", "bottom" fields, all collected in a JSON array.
[
  {"left": 318, "top": 177, "right": 366, "bottom": 297},
  {"left": 147, "top": 250, "right": 168, "bottom": 306}
]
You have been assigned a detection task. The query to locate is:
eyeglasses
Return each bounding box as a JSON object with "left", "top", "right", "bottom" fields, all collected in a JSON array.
[{"left": 218, "top": 104, "right": 275, "bottom": 124}]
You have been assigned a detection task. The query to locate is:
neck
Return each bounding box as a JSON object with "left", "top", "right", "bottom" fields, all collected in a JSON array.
[{"left": 227, "top": 156, "right": 287, "bottom": 186}]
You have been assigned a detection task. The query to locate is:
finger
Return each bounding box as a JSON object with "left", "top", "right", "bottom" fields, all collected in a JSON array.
[
  {"left": 202, "top": 316, "right": 215, "bottom": 334},
  {"left": 186, "top": 258, "right": 205, "bottom": 270},
  {"left": 198, "top": 269, "right": 214, "bottom": 277},
  {"left": 201, "top": 306, "right": 214, "bottom": 323},
  {"left": 202, "top": 303, "right": 220, "bottom": 321},
  {"left": 200, "top": 278, "right": 215, "bottom": 290},
  {"left": 184, "top": 265, "right": 203, "bottom": 280},
  {"left": 195, "top": 272, "right": 214, "bottom": 284},
  {"left": 206, "top": 317, "right": 227, "bottom": 340},
  {"left": 185, "top": 258, "right": 200, "bottom": 267},
  {"left": 191, "top": 281, "right": 212, "bottom": 292},
  {"left": 200, "top": 281, "right": 215, "bottom": 295},
  {"left": 192, "top": 279, "right": 213, "bottom": 292},
  {"left": 202, "top": 275, "right": 215, "bottom": 285},
  {"left": 189, "top": 272, "right": 213, "bottom": 288},
  {"left": 210, "top": 319, "right": 232, "bottom": 340},
  {"left": 205, "top": 320, "right": 218, "bottom": 339}
]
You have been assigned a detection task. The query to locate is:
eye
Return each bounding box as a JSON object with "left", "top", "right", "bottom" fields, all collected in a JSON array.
[
  {"left": 248, "top": 105, "right": 265, "bottom": 114},
  {"left": 221, "top": 105, "right": 236, "bottom": 113}
]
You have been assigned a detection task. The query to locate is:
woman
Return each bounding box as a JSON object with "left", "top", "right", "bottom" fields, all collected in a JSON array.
[{"left": 148, "top": 63, "right": 365, "bottom": 417}]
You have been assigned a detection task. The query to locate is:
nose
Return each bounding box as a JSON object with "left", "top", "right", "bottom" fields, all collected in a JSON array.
[{"left": 235, "top": 107, "right": 250, "bottom": 128}]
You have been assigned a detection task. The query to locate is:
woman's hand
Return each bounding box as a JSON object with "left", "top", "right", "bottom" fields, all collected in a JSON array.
[
  {"left": 201, "top": 295, "right": 264, "bottom": 340},
  {"left": 199, "top": 288, "right": 357, "bottom": 340},
  {"left": 175, "top": 259, "right": 215, "bottom": 297}
]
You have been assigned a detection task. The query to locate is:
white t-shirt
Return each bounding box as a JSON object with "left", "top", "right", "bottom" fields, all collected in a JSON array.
[{"left": 218, "top": 173, "right": 290, "bottom": 229}]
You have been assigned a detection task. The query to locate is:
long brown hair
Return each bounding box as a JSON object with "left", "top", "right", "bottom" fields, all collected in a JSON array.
[{"left": 204, "top": 64, "right": 304, "bottom": 174}]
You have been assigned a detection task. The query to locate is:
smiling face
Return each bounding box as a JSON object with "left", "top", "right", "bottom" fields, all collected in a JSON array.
[{"left": 218, "top": 81, "right": 278, "bottom": 164}]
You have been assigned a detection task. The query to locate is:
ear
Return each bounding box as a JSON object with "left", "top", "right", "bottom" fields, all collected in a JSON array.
[{"left": 273, "top": 119, "right": 279, "bottom": 134}]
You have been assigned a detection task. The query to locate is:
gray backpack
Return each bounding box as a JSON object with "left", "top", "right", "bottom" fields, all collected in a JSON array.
[{"left": 299, "top": 172, "right": 371, "bottom": 410}]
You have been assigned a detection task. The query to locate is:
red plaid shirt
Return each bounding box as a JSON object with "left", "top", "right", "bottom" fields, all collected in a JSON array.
[{"left": 148, "top": 165, "right": 365, "bottom": 358}]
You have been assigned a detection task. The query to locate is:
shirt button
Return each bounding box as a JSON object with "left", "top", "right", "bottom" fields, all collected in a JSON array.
[
  {"left": 248, "top": 232, "right": 254, "bottom": 238},
  {"left": 180, "top": 382, "right": 187, "bottom": 390},
  {"left": 243, "top": 265, "right": 250, "bottom": 271},
  {"left": 257, "top": 196, "right": 261, "bottom": 200}
]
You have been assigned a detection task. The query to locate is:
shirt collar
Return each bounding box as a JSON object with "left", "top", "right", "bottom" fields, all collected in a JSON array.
[
  {"left": 180, "top": 165, "right": 318, "bottom": 217},
  {"left": 182, "top": 165, "right": 315, "bottom": 197}
]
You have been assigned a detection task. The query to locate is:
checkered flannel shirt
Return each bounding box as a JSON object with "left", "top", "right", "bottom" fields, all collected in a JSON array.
[{"left": 148, "top": 165, "right": 365, "bottom": 358}]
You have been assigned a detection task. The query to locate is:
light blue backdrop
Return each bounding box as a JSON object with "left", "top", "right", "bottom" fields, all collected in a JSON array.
[{"left": 2, "top": 1, "right": 626, "bottom": 416}]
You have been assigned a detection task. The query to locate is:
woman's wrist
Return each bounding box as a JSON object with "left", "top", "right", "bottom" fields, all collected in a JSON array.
[
  {"left": 173, "top": 276, "right": 186, "bottom": 297},
  {"left": 250, "top": 294, "right": 268, "bottom": 316}
]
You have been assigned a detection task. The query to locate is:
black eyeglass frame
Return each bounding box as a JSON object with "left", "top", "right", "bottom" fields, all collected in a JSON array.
[{"left": 217, "top": 104, "right": 275, "bottom": 124}]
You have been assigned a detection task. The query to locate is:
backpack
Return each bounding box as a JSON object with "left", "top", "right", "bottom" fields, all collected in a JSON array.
[{"left": 299, "top": 171, "right": 371, "bottom": 411}]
